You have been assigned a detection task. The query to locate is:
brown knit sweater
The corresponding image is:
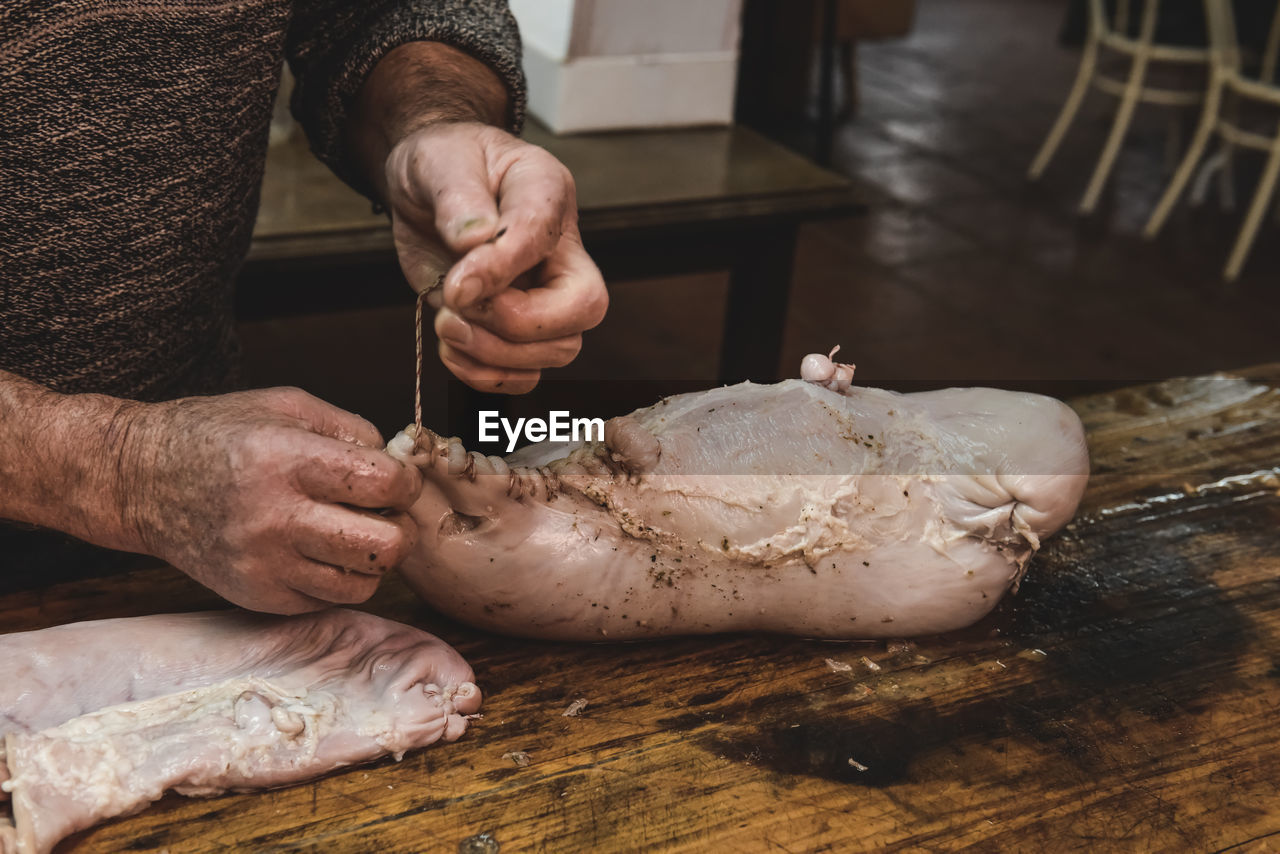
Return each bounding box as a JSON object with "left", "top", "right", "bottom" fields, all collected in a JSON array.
[{"left": 0, "top": 0, "right": 525, "bottom": 402}]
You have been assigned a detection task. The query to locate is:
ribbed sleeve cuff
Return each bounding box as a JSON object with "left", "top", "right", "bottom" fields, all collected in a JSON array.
[{"left": 290, "top": 0, "right": 526, "bottom": 202}]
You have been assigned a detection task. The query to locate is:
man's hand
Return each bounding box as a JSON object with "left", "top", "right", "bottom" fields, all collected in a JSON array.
[
  {"left": 119, "top": 388, "right": 421, "bottom": 614},
  {"left": 351, "top": 42, "right": 608, "bottom": 394},
  {"left": 385, "top": 122, "right": 607, "bottom": 393}
]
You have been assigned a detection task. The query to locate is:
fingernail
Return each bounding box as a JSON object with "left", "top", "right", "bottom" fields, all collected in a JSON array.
[
  {"left": 442, "top": 316, "right": 473, "bottom": 346},
  {"left": 456, "top": 276, "right": 483, "bottom": 307},
  {"left": 455, "top": 216, "right": 491, "bottom": 239}
]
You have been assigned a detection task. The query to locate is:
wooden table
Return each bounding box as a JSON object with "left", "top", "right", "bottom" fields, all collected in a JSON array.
[
  {"left": 244, "top": 123, "right": 858, "bottom": 385},
  {"left": 5, "top": 365, "right": 1279, "bottom": 852}
]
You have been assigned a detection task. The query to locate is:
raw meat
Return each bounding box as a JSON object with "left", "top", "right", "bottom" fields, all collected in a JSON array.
[
  {"left": 389, "top": 354, "right": 1089, "bottom": 640},
  {"left": 0, "top": 609, "right": 480, "bottom": 854}
]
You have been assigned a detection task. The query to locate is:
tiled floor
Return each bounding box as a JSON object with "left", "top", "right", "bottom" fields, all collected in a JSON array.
[
  {"left": 774, "top": 0, "right": 1280, "bottom": 387},
  {"left": 240, "top": 0, "right": 1280, "bottom": 437}
]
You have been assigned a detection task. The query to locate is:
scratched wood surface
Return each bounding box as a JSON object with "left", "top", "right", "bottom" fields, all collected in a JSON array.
[{"left": 4, "top": 366, "right": 1279, "bottom": 853}]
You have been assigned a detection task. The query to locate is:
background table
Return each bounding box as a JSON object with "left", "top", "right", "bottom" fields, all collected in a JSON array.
[
  {"left": 4, "top": 365, "right": 1278, "bottom": 852},
  {"left": 244, "top": 123, "right": 858, "bottom": 386}
]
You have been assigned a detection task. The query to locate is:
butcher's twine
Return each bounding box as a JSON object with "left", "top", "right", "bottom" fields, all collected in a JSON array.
[{"left": 414, "top": 273, "right": 446, "bottom": 437}]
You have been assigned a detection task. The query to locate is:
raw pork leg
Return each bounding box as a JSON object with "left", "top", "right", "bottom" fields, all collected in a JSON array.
[
  {"left": 0, "top": 609, "right": 480, "bottom": 854},
  {"left": 389, "top": 354, "right": 1089, "bottom": 640}
]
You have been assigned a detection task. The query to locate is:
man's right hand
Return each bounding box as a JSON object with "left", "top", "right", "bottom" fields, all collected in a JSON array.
[{"left": 116, "top": 387, "right": 422, "bottom": 613}]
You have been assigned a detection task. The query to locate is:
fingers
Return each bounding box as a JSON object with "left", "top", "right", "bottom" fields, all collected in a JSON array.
[
  {"left": 438, "top": 340, "right": 541, "bottom": 394},
  {"left": 392, "top": 215, "right": 457, "bottom": 296},
  {"left": 221, "top": 585, "right": 331, "bottom": 616},
  {"left": 388, "top": 137, "right": 497, "bottom": 296},
  {"left": 385, "top": 126, "right": 605, "bottom": 384},
  {"left": 278, "top": 503, "right": 417, "bottom": 606},
  {"left": 388, "top": 129, "right": 502, "bottom": 254},
  {"left": 433, "top": 230, "right": 605, "bottom": 383},
  {"left": 287, "top": 563, "right": 383, "bottom": 606},
  {"left": 457, "top": 230, "right": 608, "bottom": 343},
  {"left": 292, "top": 504, "right": 418, "bottom": 576},
  {"left": 269, "top": 388, "right": 384, "bottom": 449},
  {"left": 442, "top": 148, "right": 574, "bottom": 310},
  {"left": 295, "top": 441, "right": 422, "bottom": 511},
  {"left": 435, "top": 305, "right": 582, "bottom": 370}
]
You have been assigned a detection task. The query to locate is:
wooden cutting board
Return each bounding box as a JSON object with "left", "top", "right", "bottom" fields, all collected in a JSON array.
[{"left": 3, "top": 366, "right": 1278, "bottom": 853}]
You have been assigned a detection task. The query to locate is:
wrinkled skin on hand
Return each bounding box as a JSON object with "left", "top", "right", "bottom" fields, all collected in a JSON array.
[
  {"left": 384, "top": 121, "right": 608, "bottom": 394},
  {"left": 119, "top": 388, "right": 422, "bottom": 614}
]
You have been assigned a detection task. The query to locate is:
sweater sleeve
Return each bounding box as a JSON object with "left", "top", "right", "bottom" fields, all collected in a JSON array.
[{"left": 286, "top": 0, "right": 526, "bottom": 201}]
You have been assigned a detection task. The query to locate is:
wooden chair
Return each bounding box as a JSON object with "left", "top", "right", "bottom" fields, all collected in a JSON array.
[
  {"left": 1029, "top": 0, "right": 1210, "bottom": 214},
  {"left": 1144, "top": 0, "right": 1280, "bottom": 280}
]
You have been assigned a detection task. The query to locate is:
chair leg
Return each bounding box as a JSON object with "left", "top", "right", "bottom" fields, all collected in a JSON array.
[
  {"left": 1028, "top": 31, "right": 1101, "bottom": 180},
  {"left": 1223, "top": 127, "right": 1280, "bottom": 282},
  {"left": 1079, "top": 1, "right": 1159, "bottom": 214},
  {"left": 1144, "top": 74, "right": 1223, "bottom": 237},
  {"left": 1263, "top": 0, "right": 1280, "bottom": 84},
  {"left": 1190, "top": 143, "right": 1226, "bottom": 207},
  {"left": 1217, "top": 139, "right": 1237, "bottom": 211}
]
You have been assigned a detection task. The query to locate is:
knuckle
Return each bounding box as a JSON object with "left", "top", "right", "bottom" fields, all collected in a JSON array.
[
  {"left": 269, "top": 385, "right": 309, "bottom": 407},
  {"left": 391, "top": 166, "right": 420, "bottom": 209},
  {"left": 581, "top": 287, "right": 609, "bottom": 328},
  {"left": 236, "top": 429, "right": 289, "bottom": 472},
  {"left": 355, "top": 417, "right": 383, "bottom": 447},
  {"left": 558, "top": 167, "right": 577, "bottom": 208},
  {"left": 436, "top": 186, "right": 481, "bottom": 214},
  {"left": 552, "top": 337, "right": 583, "bottom": 367},
  {"left": 557, "top": 162, "right": 575, "bottom": 189}
]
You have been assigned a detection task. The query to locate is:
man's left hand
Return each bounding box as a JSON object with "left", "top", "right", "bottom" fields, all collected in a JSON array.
[{"left": 384, "top": 121, "right": 608, "bottom": 394}]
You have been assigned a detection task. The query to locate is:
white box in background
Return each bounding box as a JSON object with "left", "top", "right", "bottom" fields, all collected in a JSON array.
[{"left": 509, "top": 0, "right": 743, "bottom": 133}]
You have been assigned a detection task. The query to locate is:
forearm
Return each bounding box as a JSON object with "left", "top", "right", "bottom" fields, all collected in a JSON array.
[
  {"left": 349, "top": 41, "right": 509, "bottom": 202},
  {"left": 0, "top": 370, "right": 144, "bottom": 553}
]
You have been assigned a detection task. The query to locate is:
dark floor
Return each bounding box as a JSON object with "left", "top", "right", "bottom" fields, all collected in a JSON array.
[
  {"left": 781, "top": 0, "right": 1280, "bottom": 388},
  {"left": 240, "top": 0, "right": 1280, "bottom": 438}
]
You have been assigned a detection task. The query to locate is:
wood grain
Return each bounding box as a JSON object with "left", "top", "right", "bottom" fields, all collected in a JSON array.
[{"left": 5, "top": 366, "right": 1279, "bottom": 853}]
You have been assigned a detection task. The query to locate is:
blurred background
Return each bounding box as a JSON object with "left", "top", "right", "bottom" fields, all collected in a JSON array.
[{"left": 240, "top": 0, "right": 1280, "bottom": 440}]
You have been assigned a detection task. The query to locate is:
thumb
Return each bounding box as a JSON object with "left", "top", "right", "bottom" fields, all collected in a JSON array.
[
  {"left": 391, "top": 129, "right": 502, "bottom": 256},
  {"left": 271, "top": 388, "right": 385, "bottom": 448}
]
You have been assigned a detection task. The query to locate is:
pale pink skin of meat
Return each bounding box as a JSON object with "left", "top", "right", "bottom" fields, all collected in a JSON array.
[
  {"left": 0, "top": 609, "right": 480, "bottom": 854},
  {"left": 390, "top": 353, "right": 1090, "bottom": 641}
]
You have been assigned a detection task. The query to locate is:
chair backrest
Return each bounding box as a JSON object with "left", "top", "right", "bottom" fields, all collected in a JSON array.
[
  {"left": 1204, "top": 0, "right": 1280, "bottom": 83},
  {"left": 1090, "top": 0, "right": 1214, "bottom": 42}
]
